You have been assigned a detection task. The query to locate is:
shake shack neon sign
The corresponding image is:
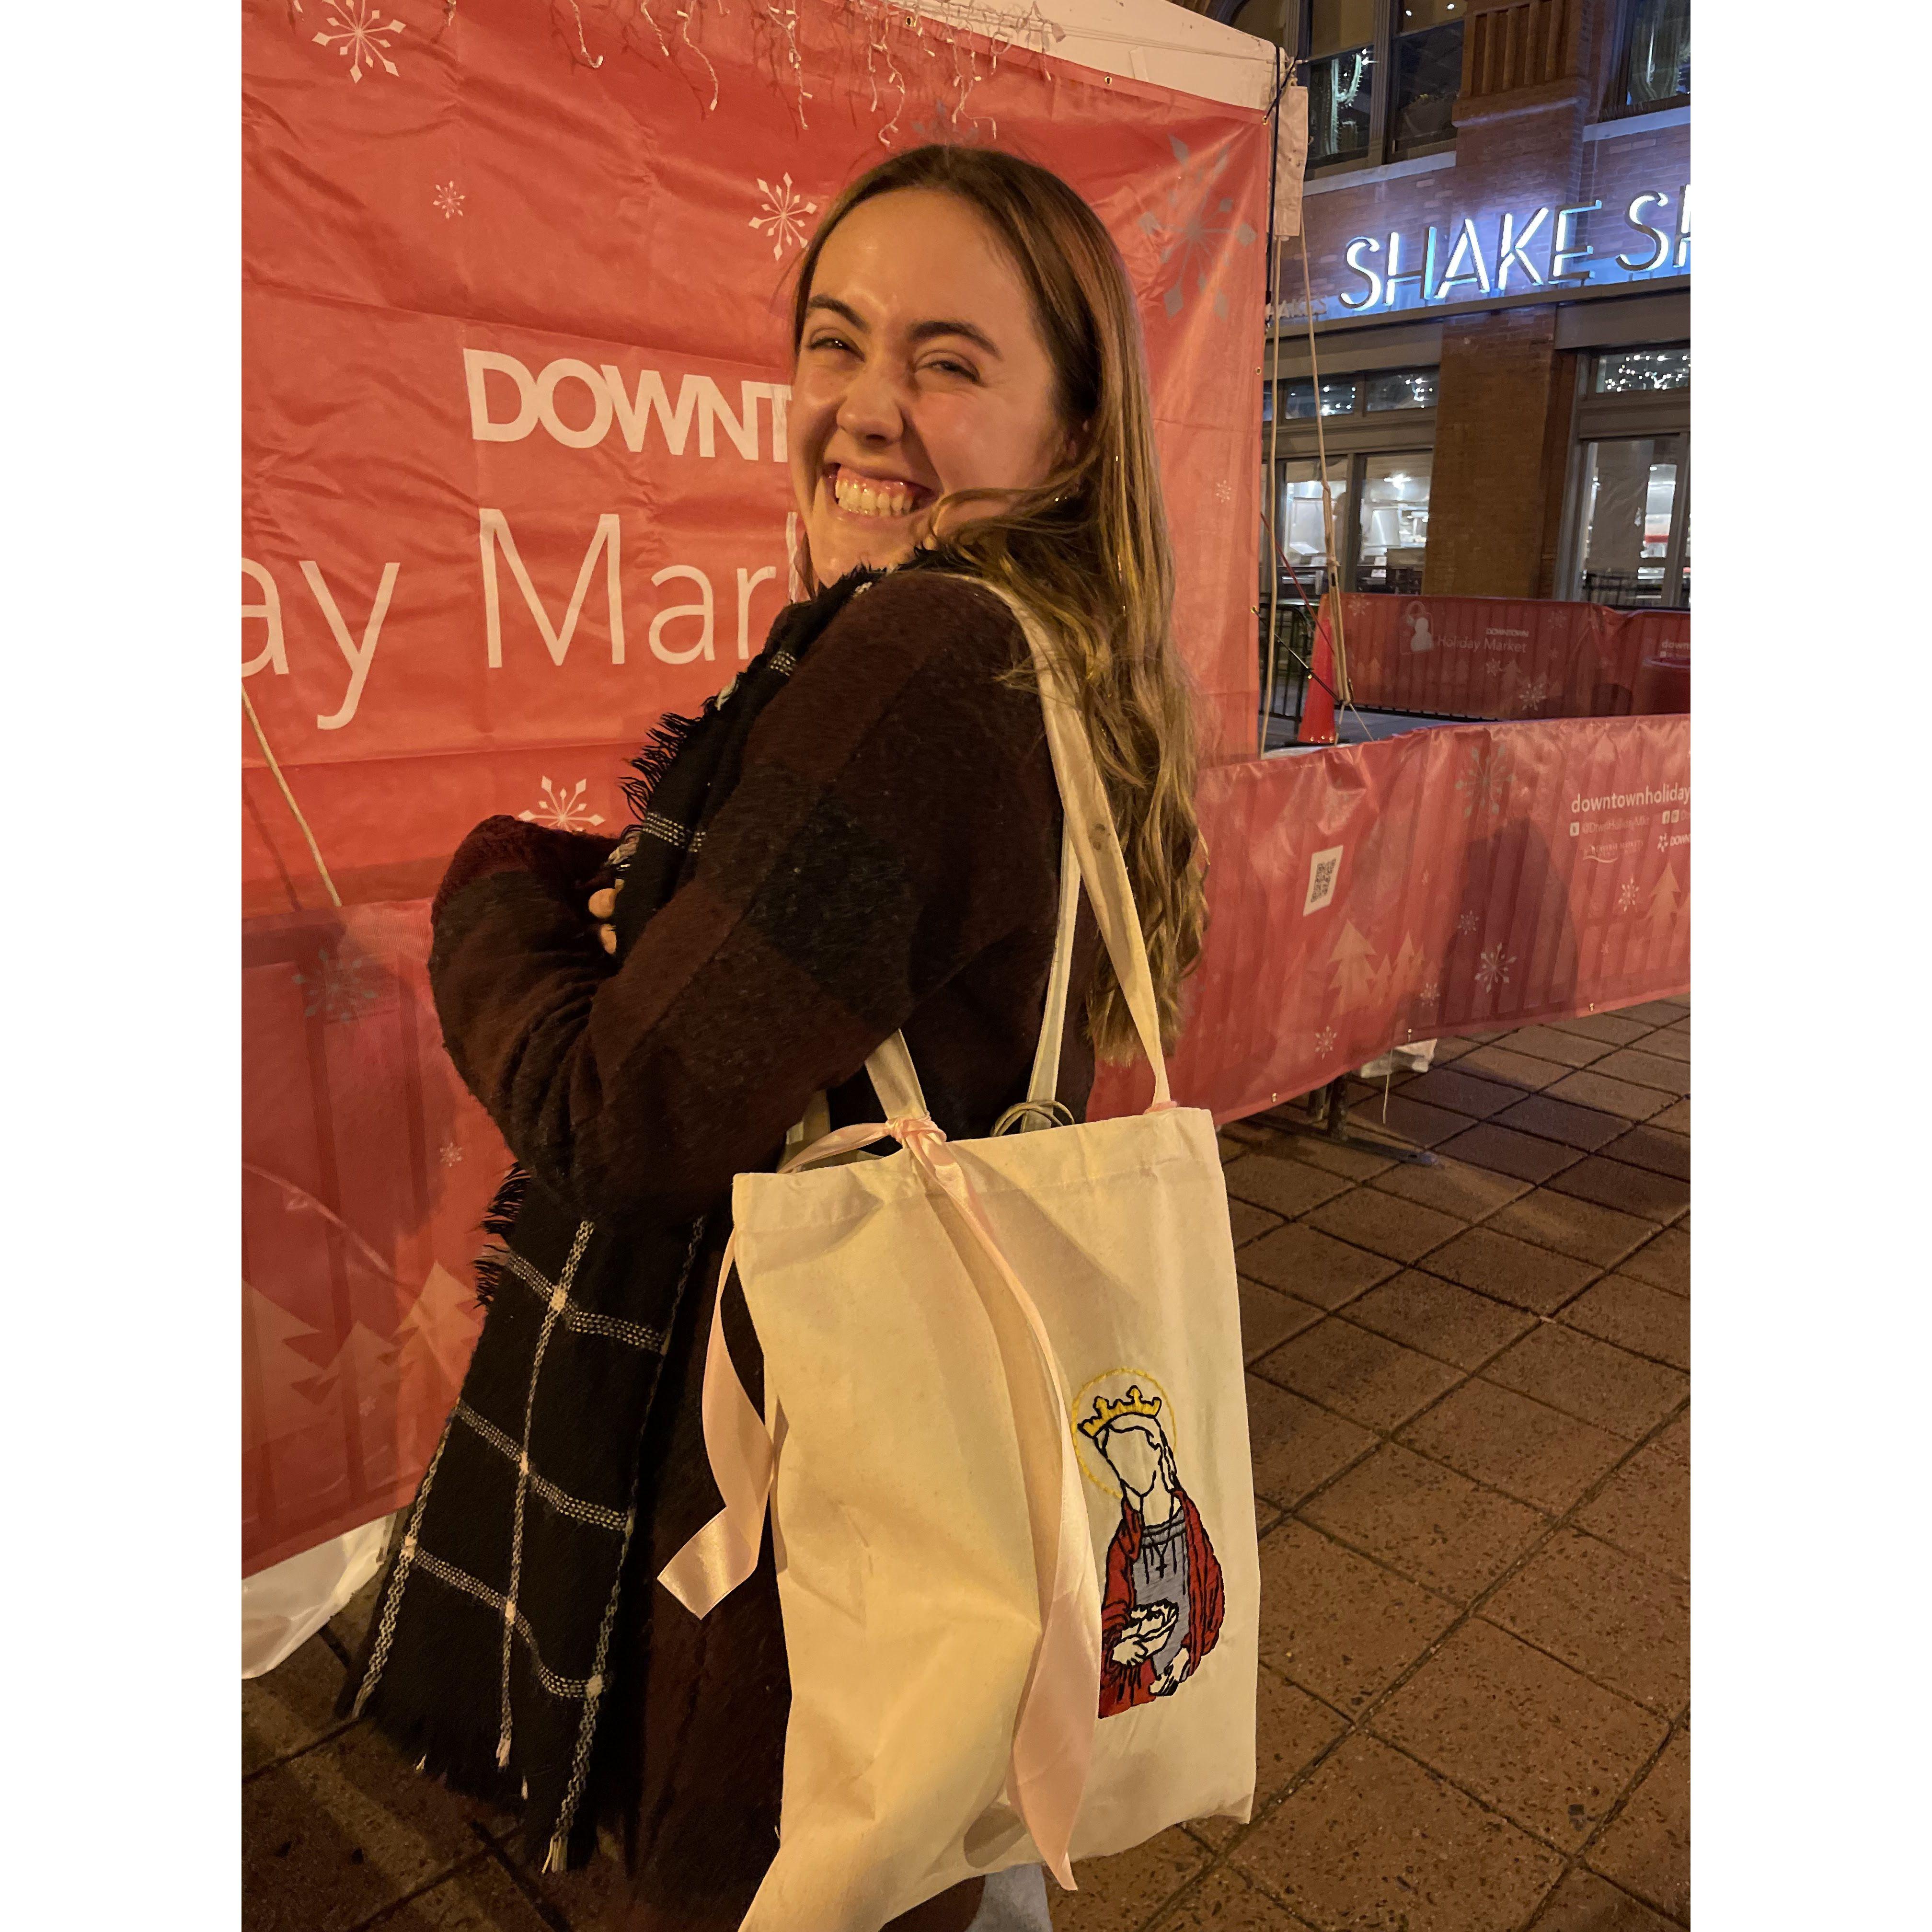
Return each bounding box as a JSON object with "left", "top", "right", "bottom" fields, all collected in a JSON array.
[{"left": 1338, "top": 186, "right": 1690, "bottom": 311}]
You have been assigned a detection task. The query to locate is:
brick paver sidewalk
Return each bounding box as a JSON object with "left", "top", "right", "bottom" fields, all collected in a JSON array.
[{"left": 244, "top": 1000, "right": 1690, "bottom": 1932}]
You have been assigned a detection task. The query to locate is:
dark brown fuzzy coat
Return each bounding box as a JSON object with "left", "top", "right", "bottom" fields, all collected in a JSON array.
[{"left": 428, "top": 571, "right": 1102, "bottom": 1927}]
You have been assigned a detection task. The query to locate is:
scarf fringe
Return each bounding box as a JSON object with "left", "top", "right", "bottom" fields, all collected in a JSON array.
[
  {"left": 471, "top": 1162, "right": 532, "bottom": 1311},
  {"left": 620, "top": 703, "right": 710, "bottom": 823}
]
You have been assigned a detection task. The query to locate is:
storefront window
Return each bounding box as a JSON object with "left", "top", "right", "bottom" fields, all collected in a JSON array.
[
  {"left": 1356, "top": 453, "right": 1432, "bottom": 592},
  {"left": 1270, "top": 458, "right": 1350, "bottom": 584},
  {"left": 1267, "top": 376, "right": 1358, "bottom": 422},
  {"left": 1392, "top": 3, "right": 1464, "bottom": 153},
  {"left": 1365, "top": 368, "right": 1438, "bottom": 411},
  {"left": 1616, "top": 0, "right": 1690, "bottom": 112},
  {"left": 1578, "top": 438, "right": 1679, "bottom": 608},
  {"left": 1592, "top": 346, "right": 1690, "bottom": 392},
  {"left": 1307, "top": 1, "right": 1377, "bottom": 169}
]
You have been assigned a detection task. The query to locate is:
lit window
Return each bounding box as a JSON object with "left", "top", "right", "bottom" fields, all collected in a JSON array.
[
  {"left": 1365, "top": 368, "right": 1439, "bottom": 411},
  {"left": 1591, "top": 346, "right": 1690, "bottom": 393}
]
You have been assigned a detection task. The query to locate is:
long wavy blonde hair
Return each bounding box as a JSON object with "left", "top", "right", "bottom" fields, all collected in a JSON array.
[{"left": 791, "top": 145, "right": 1207, "bottom": 1059}]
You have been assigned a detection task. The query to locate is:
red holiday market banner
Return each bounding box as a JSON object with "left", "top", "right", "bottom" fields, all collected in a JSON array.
[
  {"left": 242, "top": 0, "right": 1277, "bottom": 1572},
  {"left": 1296, "top": 593, "right": 1691, "bottom": 741}
]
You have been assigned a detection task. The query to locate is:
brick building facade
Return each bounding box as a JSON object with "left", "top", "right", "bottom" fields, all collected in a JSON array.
[{"left": 1242, "top": 0, "right": 1690, "bottom": 613}]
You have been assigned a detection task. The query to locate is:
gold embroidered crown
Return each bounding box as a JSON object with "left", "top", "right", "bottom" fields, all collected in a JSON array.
[{"left": 1078, "top": 1386, "right": 1163, "bottom": 1440}]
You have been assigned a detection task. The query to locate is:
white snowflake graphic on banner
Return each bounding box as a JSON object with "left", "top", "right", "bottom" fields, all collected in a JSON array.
[
  {"left": 1315, "top": 1025, "right": 1337, "bottom": 1054},
  {"left": 1618, "top": 880, "right": 1640, "bottom": 912},
  {"left": 1456, "top": 910, "right": 1480, "bottom": 937},
  {"left": 311, "top": 2, "right": 404, "bottom": 82},
  {"left": 1214, "top": 478, "right": 1234, "bottom": 505},
  {"left": 1420, "top": 978, "right": 1440, "bottom": 1005},
  {"left": 518, "top": 777, "right": 606, "bottom": 833},
  {"left": 1474, "top": 945, "right": 1514, "bottom": 993},
  {"left": 750, "top": 174, "right": 817, "bottom": 261},
  {"left": 433, "top": 181, "right": 465, "bottom": 220},
  {"left": 1656, "top": 828, "right": 1671, "bottom": 854},
  {"left": 1517, "top": 673, "right": 1552, "bottom": 713},
  {"left": 1138, "top": 134, "right": 1258, "bottom": 320},
  {"left": 293, "top": 944, "right": 386, "bottom": 1025},
  {"left": 438, "top": 1140, "right": 464, "bottom": 1169},
  {"left": 1455, "top": 743, "right": 1506, "bottom": 819}
]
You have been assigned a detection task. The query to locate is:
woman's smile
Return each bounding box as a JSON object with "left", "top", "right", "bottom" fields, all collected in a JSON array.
[{"left": 821, "top": 460, "right": 936, "bottom": 523}]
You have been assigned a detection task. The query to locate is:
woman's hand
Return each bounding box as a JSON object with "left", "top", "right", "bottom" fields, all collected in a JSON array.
[{"left": 587, "top": 878, "right": 622, "bottom": 954}]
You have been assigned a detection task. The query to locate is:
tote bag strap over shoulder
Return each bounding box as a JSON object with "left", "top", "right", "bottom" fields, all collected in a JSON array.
[{"left": 857, "top": 580, "right": 1173, "bottom": 1127}]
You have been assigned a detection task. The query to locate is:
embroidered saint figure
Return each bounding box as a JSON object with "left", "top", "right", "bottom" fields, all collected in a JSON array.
[{"left": 1079, "top": 1385, "right": 1225, "bottom": 1717}]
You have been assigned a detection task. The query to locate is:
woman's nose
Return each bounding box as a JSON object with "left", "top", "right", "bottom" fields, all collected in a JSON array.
[{"left": 834, "top": 355, "right": 906, "bottom": 446}]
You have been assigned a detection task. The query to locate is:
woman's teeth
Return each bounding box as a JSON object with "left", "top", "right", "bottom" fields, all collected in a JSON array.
[{"left": 832, "top": 472, "right": 919, "bottom": 518}]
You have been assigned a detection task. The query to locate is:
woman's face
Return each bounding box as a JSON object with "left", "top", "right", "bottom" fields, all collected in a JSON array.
[{"left": 789, "top": 187, "right": 1073, "bottom": 586}]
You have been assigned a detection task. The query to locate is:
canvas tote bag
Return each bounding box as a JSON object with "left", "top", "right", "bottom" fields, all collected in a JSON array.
[{"left": 659, "top": 586, "right": 1258, "bottom": 1931}]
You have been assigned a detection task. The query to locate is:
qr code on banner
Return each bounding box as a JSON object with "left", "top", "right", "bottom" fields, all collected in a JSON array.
[{"left": 1304, "top": 845, "right": 1344, "bottom": 915}]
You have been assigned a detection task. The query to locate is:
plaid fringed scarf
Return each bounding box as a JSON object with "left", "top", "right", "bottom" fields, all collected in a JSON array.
[{"left": 342, "top": 569, "right": 884, "bottom": 1872}]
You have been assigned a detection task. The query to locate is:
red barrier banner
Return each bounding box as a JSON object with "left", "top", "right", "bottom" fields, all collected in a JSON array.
[
  {"left": 1296, "top": 594, "right": 1691, "bottom": 739},
  {"left": 1089, "top": 712, "right": 1690, "bottom": 1119},
  {"left": 244, "top": 714, "right": 1688, "bottom": 1570},
  {"left": 241, "top": 0, "right": 1270, "bottom": 917}
]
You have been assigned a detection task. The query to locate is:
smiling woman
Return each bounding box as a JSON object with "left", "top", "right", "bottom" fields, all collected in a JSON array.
[{"left": 346, "top": 144, "right": 1208, "bottom": 1932}]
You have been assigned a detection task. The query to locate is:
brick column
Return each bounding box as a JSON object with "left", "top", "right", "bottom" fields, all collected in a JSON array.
[{"left": 1426, "top": 306, "right": 1575, "bottom": 597}]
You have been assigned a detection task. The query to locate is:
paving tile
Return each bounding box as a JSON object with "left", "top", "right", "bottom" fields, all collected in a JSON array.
[
  {"left": 1257, "top": 1495, "right": 1285, "bottom": 1538},
  {"left": 1486, "top": 1191, "right": 1656, "bottom": 1268},
  {"left": 1223, "top": 1153, "right": 1353, "bottom": 1219},
  {"left": 1526, "top": 1865, "right": 1679, "bottom": 1931},
  {"left": 1434, "top": 1123, "right": 1584, "bottom": 1185},
  {"left": 1219, "top": 1132, "right": 1250, "bottom": 1162},
  {"left": 1254, "top": 1319, "right": 1463, "bottom": 1431},
  {"left": 1586, "top": 1044, "right": 1692, "bottom": 1095},
  {"left": 1610, "top": 1000, "right": 1688, "bottom": 1026},
  {"left": 1542, "top": 1071, "right": 1673, "bottom": 1121},
  {"left": 1491, "top": 1093, "right": 1630, "bottom": 1154},
  {"left": 1485, "top": 1530, "right": 1690, "bottom": 1716},
  {"left": 1147, "top": 1864, "right": 1301, "bottom": 1931},
  {"left": 1371, "top": 1619, "right": 1668, "bottom": 1850},
  {"left": 1638, "top": 1025, "right": 1690, "bottom": 1064},
  {"left": 244, "top": 1633, "right": 350, "bottom": 1776},
  {"left": 1303, "top": 1189, "right": 1466, "bottom": 1265},
  {"left": 243, "top": 1726, "right": 510, "bottom": 1932},
  {"left": 1237, "top": 1223, "right": 1400, "bottom": 1309},
  {"left": 1483, "top": 1325, "right": 1687, "bottom": 1441},
  {"left": 1424, "top": 1227, "right": 1600, "bottom": 1315},
  {"left": 377, "top": 1856, "right": 553, "bottom": 1931},
  {"left": 1223, "top": 1118, "right": 1283, "bottom": 1147},
  {"left": 1230, "top": 1197, "right": 1286, "bottom": 1249},
  {"left": 1234, "top": 1733, "right": 1564, "bottom": 1932},
  {"left": 1618, "top": 1226, "right": 1688, "bottom": 1296},
  {"left": 1490, "top": 1025, "right": 1615, "bottom": 1069},
  {"left": 1648, "top": 1096, "right": 1690, "bottom": 1134},
  {"left": 1300, "top": 1442, "right": 1546, "bottom": 1600},
  {"left": 1400, "top": 1380, "right": 1626, "bottom": 1514},
  {"left": 1599, "top": 1125, "right": 1690, "bottom": 1183},
  {"left": 1455, "top": 1044, "right": 1574, "bottom": 1091},
  {"left": 1239, "top": 1277, "right": 1327, "bottom": 1364},
  {"left": 1256, "top": 1130, "right": 1400, "bottom": 1181},
  {"left": 1191, "top": 1671, "right": 1350, "bottom": 1849},
  {"left": 1548, "top": 1157, "right": 1689, "bottom": 1225},
  {"left": 1368, "top": 1156, "right": 1529, "bottom": 1222},
  {"left": 1056, "top": 1826, "right": 1209, "bottom": 1932},
  {"left": 1255, "top": 1520, "right": 1457, "bottom": 1713},
  {"left": 1246, "top": 1374, "right": 1378, "bottom": 1509},
  {"left": 1587, "top": 1728, "right": 1690, "bottom": 1921},
  {"left": 1392, "top": 1066, "right": 1529, "bottom": 1119},
  {"left": 1544, "top": 1012, "right": 1655, "bottom": 1048},
  {"left": 1343, "top": 1090, "right": 1476, "bottom": 1149},
  {"left": 1343, "top": 1272, "right": 1539, "bottom": 1371},
  {"left": 1428, "top": 1036, "right": 1479, "bottom": 1062},
  {"left": 1575, "top": 1420, "right": 1690, "bottom": 1582},
  {"left": 503, "top": 1831, "right": 635, "bottom": 1932},
  {"left": 1564, "top": 1275, "right": 1690, "bottom": 1370}
]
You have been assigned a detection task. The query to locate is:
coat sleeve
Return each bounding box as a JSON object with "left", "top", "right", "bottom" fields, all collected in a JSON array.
[{"left": 428, "top": 573, "right": 1057, "bottom": 1225}]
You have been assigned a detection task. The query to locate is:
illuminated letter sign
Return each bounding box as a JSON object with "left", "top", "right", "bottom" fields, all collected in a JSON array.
[{"left": 1340, "top": 186, "right": 1690, "bottom": 313}]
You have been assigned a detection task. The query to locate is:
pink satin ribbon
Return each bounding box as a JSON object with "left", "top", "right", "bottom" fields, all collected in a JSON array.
[{"left": 656, "top": 1115, "right": 1100, "bottom": 1890}]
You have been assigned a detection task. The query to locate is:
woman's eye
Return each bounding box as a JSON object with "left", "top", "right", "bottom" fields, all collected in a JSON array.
[
  {"left": 807, "top": 334, "right": 854, "bottom": 355},
  {"left": 924, "top": 357, "right": 978, "bottom": 381}
]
